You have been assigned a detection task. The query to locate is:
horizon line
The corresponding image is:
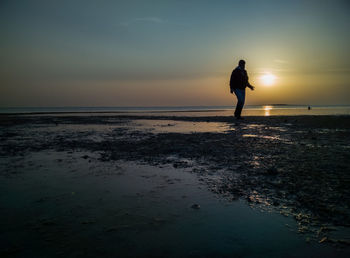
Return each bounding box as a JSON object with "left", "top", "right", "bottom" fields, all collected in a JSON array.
[{"left": 1, "top": 104, "right": 350, "bottom": 109}]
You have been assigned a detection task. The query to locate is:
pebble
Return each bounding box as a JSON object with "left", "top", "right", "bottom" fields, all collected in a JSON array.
[{"left": 191, "top": 204, "right": 200, "bottom": 209}]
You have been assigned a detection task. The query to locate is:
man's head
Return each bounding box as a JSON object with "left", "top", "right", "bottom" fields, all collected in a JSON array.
[{"left": 238, "top": 59, "right": 246, "bottom": 69}]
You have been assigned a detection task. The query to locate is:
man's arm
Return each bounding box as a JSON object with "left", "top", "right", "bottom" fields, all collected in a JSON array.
[
  {"left": 245, "top": 72, "right": 255, "bottom": 90},
  {"left": 247, "top": 83, "right": 255, "bottom": 91}
]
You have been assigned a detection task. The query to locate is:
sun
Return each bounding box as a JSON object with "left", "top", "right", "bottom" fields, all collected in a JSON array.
[{"left": 260, "top": 73, "right": 276, "bottom": 86}]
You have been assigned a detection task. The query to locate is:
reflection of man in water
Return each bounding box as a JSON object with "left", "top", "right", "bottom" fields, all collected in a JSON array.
[{"left": 229, "top": 60, "right": 255, "bottom": 119}]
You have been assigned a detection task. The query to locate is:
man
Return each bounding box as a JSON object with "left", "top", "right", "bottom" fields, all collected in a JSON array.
[{"left": 229, "top": 60, "right": 255, "bottom": 119}]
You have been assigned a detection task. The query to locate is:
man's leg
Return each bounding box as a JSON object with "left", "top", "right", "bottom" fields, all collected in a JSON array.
[{"left": 233, "top": 89, "right": 246, "bottom": 118}]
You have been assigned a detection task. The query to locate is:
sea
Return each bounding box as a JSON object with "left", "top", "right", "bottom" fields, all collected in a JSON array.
[{"left": 1, "top": 105, "right": 350, "bottom": 116}]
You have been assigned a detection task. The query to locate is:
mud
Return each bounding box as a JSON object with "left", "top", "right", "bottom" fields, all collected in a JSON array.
[{"left": 1, "top": 114, "right": 350, "bottom": 247}]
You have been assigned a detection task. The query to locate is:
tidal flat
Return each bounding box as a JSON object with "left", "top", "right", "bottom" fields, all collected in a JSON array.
[{"left": 0, "top": 114, "right": 349, "bottom": 257}]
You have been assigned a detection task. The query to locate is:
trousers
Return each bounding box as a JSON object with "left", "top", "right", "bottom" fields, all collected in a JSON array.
[{"left": 233, "top": 88, "right": 245, "bottom": 118}]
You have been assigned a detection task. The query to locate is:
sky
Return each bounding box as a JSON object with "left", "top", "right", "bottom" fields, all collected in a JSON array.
[{"left": 1, "top": 0, "right": 350, "bottom": 107}]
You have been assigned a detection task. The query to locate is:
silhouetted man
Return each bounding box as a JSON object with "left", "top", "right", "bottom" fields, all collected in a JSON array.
[{"left": 229, "top": 60, "right": 255, "bottom": 119}]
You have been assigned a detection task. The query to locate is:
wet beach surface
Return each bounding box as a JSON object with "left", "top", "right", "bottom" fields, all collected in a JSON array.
[{"left": 0, "top": 114, "right": 350, "bottom": 257}]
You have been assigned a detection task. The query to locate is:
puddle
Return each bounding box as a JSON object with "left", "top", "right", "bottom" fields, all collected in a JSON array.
[
  {"left": 242, "top": 123, "right": 265, "bottom": 130},
  {"left": 23, "top": 120, "right": 233, "bottom": 135},
  {"left": 242, "top": 134, "right": 284, "bottom": 141},
  {"left": 317, "top": 128, "right": 349, "bottom": 133},
  {"left": 269, "top": 126, "right": 288, "bottom": 132},
  {"left": 131, "top": 119, "right": 232, "bottom": 133}
]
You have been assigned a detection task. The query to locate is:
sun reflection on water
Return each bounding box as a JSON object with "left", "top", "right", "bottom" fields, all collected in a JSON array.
[{"left": 263, "top": 106, "right": 273, "bottom": 116}]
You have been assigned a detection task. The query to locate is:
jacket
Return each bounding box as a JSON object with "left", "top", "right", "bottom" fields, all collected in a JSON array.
[{"left": 230, "top": 66, "right": 249, "bottom": 90}]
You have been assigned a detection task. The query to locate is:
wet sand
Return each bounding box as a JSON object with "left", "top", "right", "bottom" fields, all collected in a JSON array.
[{"left": 0, "top": 114, "right": 350, "bottom": 257}]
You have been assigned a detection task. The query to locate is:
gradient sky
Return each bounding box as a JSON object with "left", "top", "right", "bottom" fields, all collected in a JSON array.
[{"left": 1, "top": 0, "right": 350, "bottom": 107}]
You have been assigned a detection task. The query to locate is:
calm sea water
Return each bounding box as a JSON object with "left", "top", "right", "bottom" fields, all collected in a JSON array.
[{"left": 1, "top": 105, "right": 350, "bottom": 116}]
